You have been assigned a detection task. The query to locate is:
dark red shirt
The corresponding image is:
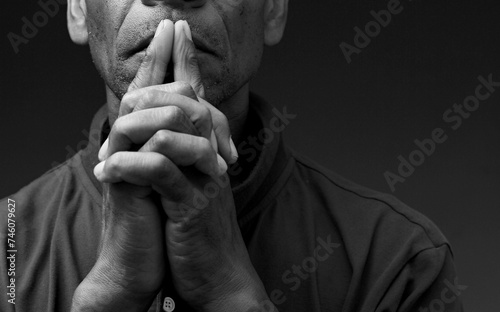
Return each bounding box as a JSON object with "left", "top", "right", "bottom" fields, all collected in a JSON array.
[{"left": 0, "top": 94, "right": 463, "bottom": 311}]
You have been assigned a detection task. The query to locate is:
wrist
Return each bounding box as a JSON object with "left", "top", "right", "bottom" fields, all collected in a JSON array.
[
  {"left": 71, "top": 258, "right": 159, "bottom": 312},
  {"left": 71, "top": 275, "right": 157, "bottom": 312}
]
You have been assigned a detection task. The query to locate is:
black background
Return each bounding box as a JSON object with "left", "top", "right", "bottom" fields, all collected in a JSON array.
[{"left": 1, "top": 0, "right": 499, "bottom": 310}]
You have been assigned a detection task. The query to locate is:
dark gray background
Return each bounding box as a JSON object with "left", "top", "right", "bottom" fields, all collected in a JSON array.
[{"left": 1, "top": 0, "right": 499, "bottom": 310}]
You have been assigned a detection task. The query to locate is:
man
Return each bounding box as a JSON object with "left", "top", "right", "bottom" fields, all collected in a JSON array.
[{"left": 0, "top": 0, "right": 463, "bottom": 311}]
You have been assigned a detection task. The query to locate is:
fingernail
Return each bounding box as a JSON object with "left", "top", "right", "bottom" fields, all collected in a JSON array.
[
  {"left": 216, "top": 154, "right": 228, "bottom": 176},
  {"left": 154, "top": 20, "right": 165, "bottom": 38},
  {"left": 98, "top": 138, "right": 109, "bottom": 161},
  {"left": 94, "top": 161, "right": 106, "bottom": 181},
  {"left": 182, "top": 20, "right": 192, "bottom": 41},
  {"left": 229, "top": 136, "right": 238, "bottom": 164}
]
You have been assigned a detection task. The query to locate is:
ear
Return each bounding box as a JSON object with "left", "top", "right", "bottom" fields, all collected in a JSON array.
[
  {"left": 263, "top": 0, "right": 289, "bottom": 46},
  {"left": 67, "top": 0, "right": 88, "bottom": 45}
]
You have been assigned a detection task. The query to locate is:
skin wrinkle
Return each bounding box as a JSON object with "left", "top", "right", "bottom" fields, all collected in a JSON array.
[
  {"left": 118, "top": 0, "right": 136, "bottom": 38},
  {"left": 211, "top": 2, "right": 232, "bottom": 53}
]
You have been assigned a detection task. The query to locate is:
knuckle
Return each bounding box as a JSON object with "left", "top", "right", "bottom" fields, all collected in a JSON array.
[
  {"left": 120, "top": 90, "right": 140, "bottom": 115},
  {"left": 174, "top": 81, "right": 193, "bottom": 93},
  {"left": 121, "top": 92, "right": 132, "bottom": 107},
  {"left": 140, "top": 90, "right": 155, "bottom": 108},
  {"left": 111, "top": 117, "right": 127, "bottom": 136},
  {"left": 104, "top": 155, "right": 121, "bottom": 177},
  {"left": 151, "top": 130, "right": 172, "bottom": 148},
  {"left": 198, "top": 137, "right": 214, "bottom": 156},
  {"left": 165, "top": 105, "right": 184, "bottom": 123},
  {"left": 173, "top": 81, "right": 196, "bottom": 99},
  {"left": 122, "top": 89, "right": 140, "bottom": 102},
  {"left": 157, "top": 164, "right": 187, "bottom": 192},
  {"left": 154, "top": 157, "right": 172, "bottom": 181},
  {"left": 141, "top": 49, "right": 154, "bottom": 65},
  {"left": 159, "top": 91, "right": 173, "bottom": 104},
  {"left": 193, "top": 106, "right": 212, "bottom": 135}
]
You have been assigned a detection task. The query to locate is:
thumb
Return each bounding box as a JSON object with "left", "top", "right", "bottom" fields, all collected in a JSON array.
[
  {"left": 173, "top": 20, "right": 205, "bottom": 99},
  {"left": 128, "top": 19, "right": 174, "bottom": 93}
]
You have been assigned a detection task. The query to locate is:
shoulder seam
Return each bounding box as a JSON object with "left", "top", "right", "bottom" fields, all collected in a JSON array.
[{"left": 291, "top": 151, "right": 449, "bottom": 250}]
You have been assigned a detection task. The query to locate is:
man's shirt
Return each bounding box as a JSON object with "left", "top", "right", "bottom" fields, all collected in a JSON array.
[{"left": 0, "top": 94, "right": 463, "bottom": 311}]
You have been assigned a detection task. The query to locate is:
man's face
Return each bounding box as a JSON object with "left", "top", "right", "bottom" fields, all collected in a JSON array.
[{"left": 85, "top": 0, "right": 267, "bottom": 106}]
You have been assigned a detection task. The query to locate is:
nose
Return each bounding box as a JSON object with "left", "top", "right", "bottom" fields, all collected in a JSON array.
[{"left": 142, "top": 0, "right": 207, "bottom": 8}]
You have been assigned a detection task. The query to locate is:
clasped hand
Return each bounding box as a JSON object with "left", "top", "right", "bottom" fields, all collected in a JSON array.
[{"left": 71, "top": 20, "right": 272, "bottom": 312}]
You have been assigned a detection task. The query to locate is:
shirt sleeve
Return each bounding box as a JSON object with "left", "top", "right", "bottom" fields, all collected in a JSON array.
[{"left": 377, "top": 244, "right": 465, "bottom": 312}]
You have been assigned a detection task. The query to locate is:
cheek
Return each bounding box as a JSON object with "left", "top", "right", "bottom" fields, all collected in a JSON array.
[
  {"left": 215, "top": 1, "right": 265, "bottom": 74},
  {"left": 86, "top": 3, "right": 112, "bottom": 73},
  {"left": 221, "top": 1, "right": 264, "bottom": 49},
  {"left": 87, "top": 1, "right": 111, "bottom": 52},
  {"left": 86, "top": 0, "right": 131, "bottom": 96},
  {"left": 230, "top": 3, "right": 265, "bottom": 79},
  {"left": 86, "top": 3, "right": 123, "bottom": 66},
  {"left": 201, "top": 1, "right": 264, "bottom": 103}
]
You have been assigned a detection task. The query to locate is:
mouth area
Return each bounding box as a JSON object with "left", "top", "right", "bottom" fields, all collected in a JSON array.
[
  {"left": 129, "top": 35, "right": 154, "bottom": 56},
  {"left": 124, "top": 32, "right": 218, "bottom": 86},
  {"left": 129, "top": 34, "right": 216, "bottom": 57},
  {"left": 192, "top": 37, "right": 216, "bottom": 55}
]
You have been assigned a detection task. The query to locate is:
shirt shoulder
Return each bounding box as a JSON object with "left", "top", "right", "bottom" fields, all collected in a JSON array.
[
  {"left": 289, "top": 150, "right": 450, "bottom": 251},
  {"left": 2, "top": 153, "right": 101, "bottom": 209},
  {"left": 0, "top": 153, "right": 102, "bottom": 312},
  {"left": 276, "top": 151, "right": 461, "bottom": 311}
]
